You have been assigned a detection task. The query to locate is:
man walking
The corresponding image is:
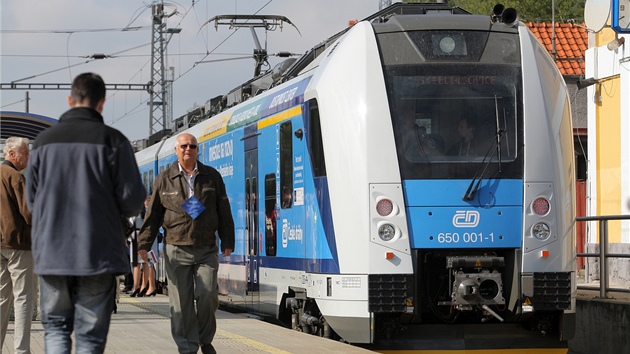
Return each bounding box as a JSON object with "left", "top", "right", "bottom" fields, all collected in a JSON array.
[
  {"left": 138, "top": 133, "right": 234, "bottom": 354},
  {"left": 26, "top": 72, "right": 146, "bottom": 353},
  {"left": 1, "top": 137, "right": 34, "bottom": 354}
]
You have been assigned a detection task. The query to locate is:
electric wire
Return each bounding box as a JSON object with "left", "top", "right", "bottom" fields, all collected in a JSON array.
[
  {"left": 0, "top": 27, "right": 149, "bottom": 34},
  {"left": 3, "top": 0, "right": 277, "bottom": 137},
  {"left": 1, "top": 99, "right": 26, "bottom": 109}
]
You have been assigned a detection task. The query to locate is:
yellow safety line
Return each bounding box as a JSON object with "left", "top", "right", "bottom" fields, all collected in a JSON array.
[
  {"left": 119, "top": 297, "right": 167, "bottom": 315},
  {"left": 215, "top": 328, "right": 292, "bottom": 354},
  {"left": 120, "top": 297, "right": 290, "bottom": 353}
]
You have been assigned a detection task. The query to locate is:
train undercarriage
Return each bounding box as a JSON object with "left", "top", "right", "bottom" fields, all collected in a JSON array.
[{"left": 280, "top": 248, "right": 572, "bottom": 350}]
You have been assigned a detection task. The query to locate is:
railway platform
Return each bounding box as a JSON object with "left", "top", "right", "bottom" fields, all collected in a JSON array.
[
  {"left": 4, "top": 287, "right": 628, "bottom": 353},
  {"left": 2, "top": 293, "right": 372, "bottom": 354}
]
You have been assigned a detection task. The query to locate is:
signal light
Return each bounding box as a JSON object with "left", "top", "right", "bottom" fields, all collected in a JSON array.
[
  {"left": 541, "top": 250, "right": 550, "bottom": 258},
  {"left": 532, "top": 197, "right": 550, "bottom": 216},
  {"left": 386, "top": 252, "right": 394, "bottom": 259},
  {"left": 376, "top": 199, "right": 394, "bottom": 217}
]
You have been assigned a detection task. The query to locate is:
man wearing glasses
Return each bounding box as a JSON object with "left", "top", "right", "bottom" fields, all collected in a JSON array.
[{"left": 137, "top": 133, "right": 234, "bottom": 354}]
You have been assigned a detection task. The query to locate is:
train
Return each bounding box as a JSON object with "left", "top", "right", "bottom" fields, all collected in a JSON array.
[{"left": 135, "top": 3, "right": 576, "bottom": 351}]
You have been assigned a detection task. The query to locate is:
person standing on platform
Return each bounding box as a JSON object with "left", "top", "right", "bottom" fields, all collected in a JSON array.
[
  {"left": 1, "top": 137, "right": 34, "bottom": 354},
  {"left": 130, "top": 195, "right": 158, "bottom": 298},
  {"left": 137, "top": 133, "right": 235, "bottom": 354},
  {"left": 26, "top": 72, "right": 146, "bottom": 354}
]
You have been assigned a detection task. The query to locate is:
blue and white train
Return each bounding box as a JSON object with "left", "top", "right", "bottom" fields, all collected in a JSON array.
[{"left": 135, "top": 3, "right": 576, "bottom": 351}]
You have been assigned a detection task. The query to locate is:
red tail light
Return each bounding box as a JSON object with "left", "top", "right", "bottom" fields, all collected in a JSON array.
[{"left": 376, "top": 199, "right": 394, "bottom": 217}]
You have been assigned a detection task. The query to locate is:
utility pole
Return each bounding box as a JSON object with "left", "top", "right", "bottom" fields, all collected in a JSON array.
[
  {"left": 149, "top": 2, "right": 180, "bottom": 137},
  {"left": 166, "top": 66, "right": 174, "bottom": 129},
  {"left": 149, "top": 2, "right": 167, "bottom": 136}
]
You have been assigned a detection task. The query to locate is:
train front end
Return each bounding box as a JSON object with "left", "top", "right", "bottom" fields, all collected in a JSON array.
[{"left": 370, "top": 10, "right": 576, "bottom": 348}]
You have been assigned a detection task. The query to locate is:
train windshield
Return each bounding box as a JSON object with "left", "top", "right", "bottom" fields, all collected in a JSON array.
[{"left": 380, "top": 31, "right": 523, "bottom": 180}]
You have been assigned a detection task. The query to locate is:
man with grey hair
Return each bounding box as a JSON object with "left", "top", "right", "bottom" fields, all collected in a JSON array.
[{"left": 1, "top": 136, "right": 34, "bottom": 354}]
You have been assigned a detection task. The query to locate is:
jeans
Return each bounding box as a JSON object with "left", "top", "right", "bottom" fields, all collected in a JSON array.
[
  {"left": 39, "top": 274, "right": 116, "bottom": 354},
  {"left": 165, "top": 244, "right": 219, "bottom": 354},
  {"left": 0, "top": 249, "right": 35, "bottom": 354}
]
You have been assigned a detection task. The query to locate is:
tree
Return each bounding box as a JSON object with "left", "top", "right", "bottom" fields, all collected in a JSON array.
[{"left": 403, "top": 0, "right": 585, "bottom": 23}]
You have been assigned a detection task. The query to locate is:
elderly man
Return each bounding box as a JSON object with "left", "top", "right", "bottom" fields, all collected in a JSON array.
[
  {"left": 1, "top": 136, "right": 34, "bottom": 354},
  {"left": 138, "top": 133, "right": 234, "bottom": 354}
]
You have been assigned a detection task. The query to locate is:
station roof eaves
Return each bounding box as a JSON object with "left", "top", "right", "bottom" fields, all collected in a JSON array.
[{"left": 0, "top": 111, "right": 57, "bottom": 140}]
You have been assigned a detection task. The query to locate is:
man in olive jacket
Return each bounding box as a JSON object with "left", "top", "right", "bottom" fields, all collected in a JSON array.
[{"left": 138, "top": 133, "right": 235, "bottom": 354}]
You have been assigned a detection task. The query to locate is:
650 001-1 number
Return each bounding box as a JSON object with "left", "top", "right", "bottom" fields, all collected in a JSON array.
[{"left": 437, "top": 232, "right": 494, "bottom": 244}]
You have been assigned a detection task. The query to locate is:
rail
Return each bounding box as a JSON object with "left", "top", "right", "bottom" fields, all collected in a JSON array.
[{"left": 576, "top": 214, "right": 630, "bottom": 298}]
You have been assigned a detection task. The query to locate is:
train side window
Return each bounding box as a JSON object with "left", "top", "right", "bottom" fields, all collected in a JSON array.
[
  {"left": 149, "top": 170, "right": 154, "bottom": 194},
  {"left": 252, "top": 177, "right": 258, "bottom": 256},
  {"left": 307, "top": 99, "right": 327, "bottom": 177},
  {"left": 245, "top": 178, "right": 254, "bottom": 256},
  {"left": 264, "top": 173, "right": 276, "bottom": 256},
  {"left": 280, "top": 121, "right": 293, "bottom": 209}
]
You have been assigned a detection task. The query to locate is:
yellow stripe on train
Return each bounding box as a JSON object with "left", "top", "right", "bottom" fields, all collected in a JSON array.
[{"left": 258, "top": 105, "right": 302, "bottom": 130}]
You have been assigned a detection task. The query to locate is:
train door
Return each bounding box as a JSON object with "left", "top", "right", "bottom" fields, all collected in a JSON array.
[
  {"left": 244, "top": 124, "right": 260, "bottom": 310},
  {"left": 279, "top": 119, "right": 306, "bottom": 262}
]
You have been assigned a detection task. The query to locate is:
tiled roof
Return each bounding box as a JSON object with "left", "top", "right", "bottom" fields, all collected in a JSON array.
[{"left": 525, "top": 22, "right": 588, "bottom": 76}]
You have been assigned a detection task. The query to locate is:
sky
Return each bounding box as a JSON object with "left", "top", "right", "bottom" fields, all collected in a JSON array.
[{"left": 0, "top": 0, "right": 381, "bottom": 142}]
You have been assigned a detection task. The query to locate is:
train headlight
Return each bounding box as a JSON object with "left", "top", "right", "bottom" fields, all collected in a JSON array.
[
  {"left": 378, "top": 223, "right": 396, "bottom": 241},
  {"left": 532, "top": 197, "right": 550, "bottom": 216},
  {"left": 532, "top": 222, "right": 551, "bottom": 240},
  {"left": 439, "top": 36, "right": 456, "bottom": 53}
]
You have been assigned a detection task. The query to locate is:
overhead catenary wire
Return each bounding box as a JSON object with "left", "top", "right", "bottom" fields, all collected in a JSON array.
[
  {"left": 2, "top": 0, "right": 280, "bottom": 138},
  {"left": 111, "top": 0, "right": 278, "bottom": 130}
]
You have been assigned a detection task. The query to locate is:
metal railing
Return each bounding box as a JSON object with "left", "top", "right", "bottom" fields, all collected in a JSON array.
[{"left": 576, "top": 214, "right": 630, "bottom": 298}]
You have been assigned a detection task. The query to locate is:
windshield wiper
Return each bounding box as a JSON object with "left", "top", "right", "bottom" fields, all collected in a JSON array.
[
  {"left": 462, "top": 96, "right": 504, "bottom": 202},
  {"left": 494, "top": 96, "right": 503, "bottom": 169},
  {"left": 462, "top": 130, "right": 504, "bottom": 201}
]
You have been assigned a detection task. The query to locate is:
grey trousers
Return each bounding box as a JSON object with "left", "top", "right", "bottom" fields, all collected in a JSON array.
[
  {"left": 0, "top": 249, "right": 35, "bottom": 354},
  {"left": 164, "top": 244, "right": 219, "bottom": 354}
]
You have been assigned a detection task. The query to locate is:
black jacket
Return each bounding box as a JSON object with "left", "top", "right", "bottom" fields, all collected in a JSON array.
[{"left": 26, "top": 107, "right": 146, "bottom": 275}]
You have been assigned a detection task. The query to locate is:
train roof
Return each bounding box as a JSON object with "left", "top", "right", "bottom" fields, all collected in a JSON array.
[
  {"left": 372, "top": 14, "right": 519, "bottom": 34},
  {"left": 154, "top": 3, "right": 486, "bottom": 150}
]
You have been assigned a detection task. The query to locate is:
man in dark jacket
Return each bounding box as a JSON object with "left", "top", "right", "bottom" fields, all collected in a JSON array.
[
  {"left": 1, "top": 136, "right": 34, "bottom": 354},
  {"left": 138, "top": 133, "right": 235, "bottom": 354},
  {"left": 26, "top": 72, "right": 146, "bottom": 354}
]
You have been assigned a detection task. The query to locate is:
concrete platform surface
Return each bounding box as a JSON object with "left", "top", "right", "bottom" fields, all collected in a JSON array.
[{"left": 2, "top": 294, "right": 372, "bottom": 354}]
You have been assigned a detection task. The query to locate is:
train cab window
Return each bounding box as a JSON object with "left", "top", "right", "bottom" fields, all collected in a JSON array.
[
  {"left": 307, "top": 99, "right": 327, "bottom": 177},
  {"left": 386, "top": 65, "right": 522, "bottom": 180},
  {"left": 264, "top": 173, "right": 277, "bottom": 256},
  {"left": 280, "top": 121, "right": 293, "bottom": 209}
]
